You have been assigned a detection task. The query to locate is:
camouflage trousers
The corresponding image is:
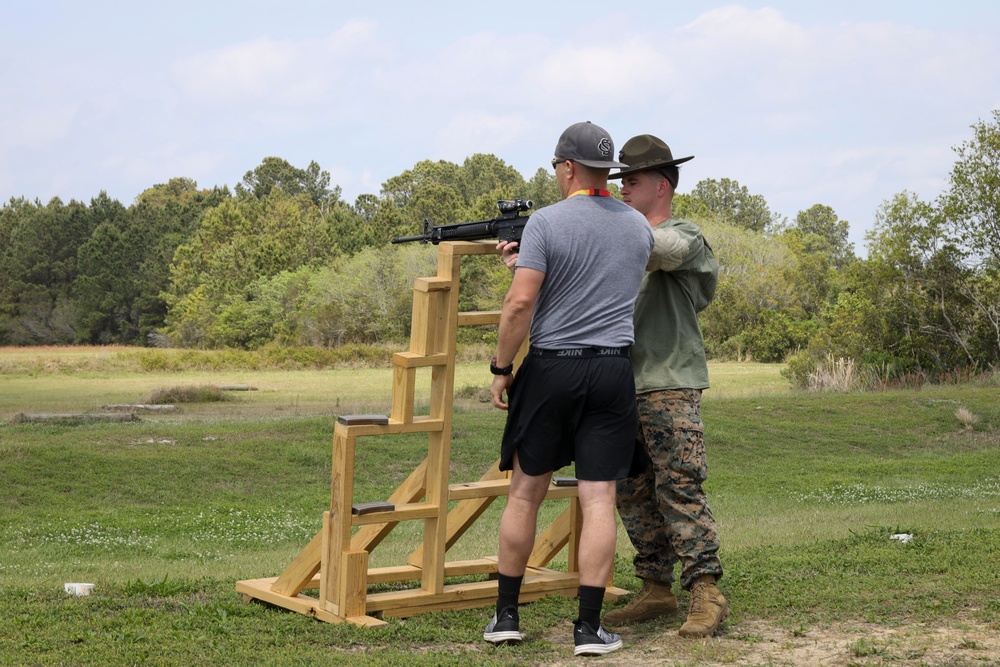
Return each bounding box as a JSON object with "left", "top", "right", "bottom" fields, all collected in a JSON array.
[{"left": 616, "top": 388, "right": 723, "bottom": 591}]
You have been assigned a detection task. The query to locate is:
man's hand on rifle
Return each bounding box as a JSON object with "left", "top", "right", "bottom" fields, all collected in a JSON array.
[{"left": 497, "top": 240, "right": 519, "bottom": 273}]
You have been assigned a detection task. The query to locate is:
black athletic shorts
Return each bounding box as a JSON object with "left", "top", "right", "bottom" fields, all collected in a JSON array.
[{"left": 499, "top": 347, "right": 642, "bottom": 481}]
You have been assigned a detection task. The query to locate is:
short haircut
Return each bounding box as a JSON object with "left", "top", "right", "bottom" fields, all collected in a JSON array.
[
  {"left": 656, "top": 166, "right": 680, "bottom": 190},
  {"left": 574, "top": 162, "right": 611, "bottom": 180}
]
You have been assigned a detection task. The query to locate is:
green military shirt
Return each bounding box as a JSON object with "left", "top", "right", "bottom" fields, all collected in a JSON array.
[{"left": 632, "top": 217, "right": 719, "bottom": 394}]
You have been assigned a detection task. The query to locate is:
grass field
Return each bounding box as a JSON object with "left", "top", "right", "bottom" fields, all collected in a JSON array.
[
  {"left": 0, "top": 346, "right": 789, "bottom": 422},
  {"left": 1, "top": 347, "right": 998, "bottom": 665}
]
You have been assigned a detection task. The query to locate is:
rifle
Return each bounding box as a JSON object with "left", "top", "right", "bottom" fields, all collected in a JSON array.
[{"left": 391, "top": 199, "right": 533, "bottom": 246}]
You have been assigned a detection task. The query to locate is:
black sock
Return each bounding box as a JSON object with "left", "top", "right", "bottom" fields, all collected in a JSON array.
[
  {"left": 577, "top": 585, "right": 605, "bottom": 628},
  {"left": 497, "top": 573, "right": 523, "bottom": 616}
]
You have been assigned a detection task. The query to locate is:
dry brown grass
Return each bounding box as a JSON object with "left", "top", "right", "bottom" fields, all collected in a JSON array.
[
  {"left": 807, "top": 355, "right": 857, "bottom": 392},
  {"left": 955, "top": 406, "right": 982, "bottom": 433}
]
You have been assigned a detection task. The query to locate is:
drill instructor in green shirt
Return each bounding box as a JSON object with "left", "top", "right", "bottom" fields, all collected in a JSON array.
[{"left": 603, "top": 134, "right": 728, "bottom": 638}]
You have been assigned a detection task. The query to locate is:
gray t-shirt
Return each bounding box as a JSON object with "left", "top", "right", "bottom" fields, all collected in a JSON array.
[{"left": 515, "top": 194, "right": 652, "bottom": 349}]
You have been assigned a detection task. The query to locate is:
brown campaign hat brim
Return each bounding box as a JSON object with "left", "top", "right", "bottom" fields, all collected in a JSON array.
[
  {"left": 608, "top": 133, "right": 694, "bottom": 179},
  {"left": 608, "top": 154, "right": 694, "bottom": 179}
]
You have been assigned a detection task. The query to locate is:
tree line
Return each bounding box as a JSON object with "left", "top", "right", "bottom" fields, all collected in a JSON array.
[{"left": 2, "top": 111, "right": 998, "bottom": 385}]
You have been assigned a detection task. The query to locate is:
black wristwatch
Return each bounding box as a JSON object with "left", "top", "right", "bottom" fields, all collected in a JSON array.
[{"left": 490, "top": 357, "right": 514, "bottom": 376}]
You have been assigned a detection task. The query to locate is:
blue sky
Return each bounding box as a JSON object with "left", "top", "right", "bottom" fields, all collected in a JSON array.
[{"left": 3, "top": 1, "right": 1000, "bottom": 253}]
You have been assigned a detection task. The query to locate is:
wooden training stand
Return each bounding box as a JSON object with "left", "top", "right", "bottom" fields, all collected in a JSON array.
[{"left": 236, "top": 240, "right": 626, "bottom": 627}]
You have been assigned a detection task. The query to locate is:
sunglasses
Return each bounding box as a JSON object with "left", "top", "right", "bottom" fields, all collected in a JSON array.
[{"left": 551, "top": 158, "right": 567, "bottom": 170}]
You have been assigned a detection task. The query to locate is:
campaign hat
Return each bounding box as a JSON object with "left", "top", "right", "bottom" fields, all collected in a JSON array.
[{"left": 608, "top": 134, "right": 693, "bottom": 179}]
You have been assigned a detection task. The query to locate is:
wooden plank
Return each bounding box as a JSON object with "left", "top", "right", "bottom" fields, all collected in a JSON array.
[
  {"left": 419, "top": 437, "right": 448, "bottom": 593},
  {"left": 414, "top": 249, "right": 463, "bottom": 596},
  {"left": 237, "top": 577, "right": 326, "bottom": 617},
  {"left": 291, "top": 558, "right": 499, "bottom": 588},
  {"left": 319, "top": 511, "right": 335, "bottom": 608},
  {"left": 236, "top": 578, "right": 388, "bottom": 628},
  {"left": 447, "top": 478, "right": 509, "bottom": 500},
  {"left": 334, "top": 416, "right": 444, "bottom": 437},
  {"left": 390, "top": 366, "right": 416, "bottom": 424},
  {"left": 413, "top": 277, "right": 451, "bottom": 292},
  {"left": 366, "top": 567, "right": 579, "bottom": 614},
  {"left": 392, "top": 352, "right": 448, "bottom": 368},
  {"left": 351, "top": 502, "right": 439, "bottom": 525},
  {"left": 409, "top": 289, "right": 437, "bottom": 355},
  {"left": 447, "top": 479, "right": 579, "bottom": 501},
  {"left": 439, "top": 240, "right": 499, "bottom": 256},
  {"left": 456, "top": 310, "right": 501, "bottom": 326},
  {"left": 323, "top": 431, "right": 357, "bottom": 611},
  {"left": 376, "top": 584, "right": 579, "bottom": 618},
  {"left": 339, "top": 550, "right": 368, "bottom": 618}
]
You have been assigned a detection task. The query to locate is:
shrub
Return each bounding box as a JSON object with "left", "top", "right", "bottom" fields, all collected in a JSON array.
[{"left": 147, "top": 385, "right": 229, "bottom": 404}]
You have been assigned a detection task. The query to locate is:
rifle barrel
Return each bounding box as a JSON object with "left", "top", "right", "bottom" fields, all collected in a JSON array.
[{"left": 390, "top": 234, "right": 428, "bottom": 244}]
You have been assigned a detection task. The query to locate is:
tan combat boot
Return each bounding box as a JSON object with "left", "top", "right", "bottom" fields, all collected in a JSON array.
[
  {"left": 602, "top": 579, "right": 678, "bottom": 626},
  {"left": 679, "top": 575, "right": 728, "bottom": 637}
]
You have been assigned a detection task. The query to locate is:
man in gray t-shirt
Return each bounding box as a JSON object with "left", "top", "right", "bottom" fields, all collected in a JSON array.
[
  {"left": 483, "top": 121, "right": 652, "bottom": 658},
  {"left": 516, "top": 194, "right": 652, "bottom": 349}
]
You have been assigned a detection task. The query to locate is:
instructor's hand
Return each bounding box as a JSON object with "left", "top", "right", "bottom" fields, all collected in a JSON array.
[{"left": 491, "top": 373, "right": 513, "bottom": 410}]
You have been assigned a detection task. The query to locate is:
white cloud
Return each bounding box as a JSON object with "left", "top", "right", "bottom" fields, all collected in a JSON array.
[
  {"left": 170, "top": 19, "right": 381, "bottom": 107},
  {"left": 532, "top": 38, "right": 667, "bottom": 101},
  {"left": 682, "top": 5, "right": 805, "bottom": 46}
]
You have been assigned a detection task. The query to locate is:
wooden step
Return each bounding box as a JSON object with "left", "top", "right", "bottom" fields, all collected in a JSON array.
[
  {"left": 457, "top": 310, "right": 501, "bottom": 326},
  {"left": 392, "top": 351, "right": 449, "bottom": 368},
  {"left": 334, "top": 416, "right": 444, "bottom": 436},
  {"left": 413, "top": 277, "right": 451, "bottom": 292},
  {"left": 351, "top": 502, "right": 439, "bottom": 526},
  {"left": 447, "top": 479, "right": 579, "bottom": 500}
]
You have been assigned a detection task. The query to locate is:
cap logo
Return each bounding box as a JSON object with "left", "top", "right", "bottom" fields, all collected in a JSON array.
[{"left": 597, "top": 137, "right": 612, "bottom": 157}]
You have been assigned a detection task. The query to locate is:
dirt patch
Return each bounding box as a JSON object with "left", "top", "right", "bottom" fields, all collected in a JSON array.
[{"left": 537, "top": 618, "right": 1000, "bottom": 666}]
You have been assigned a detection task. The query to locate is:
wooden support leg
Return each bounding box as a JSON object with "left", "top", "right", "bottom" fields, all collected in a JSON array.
[
  {"left": 419, "top": 430, "right": 448, "bottom": 594},
  {"left": 391, "top": 366, "right": 416, "bottom": 424},
  {"left": 340, "top": 550, "right": 369, "bottom": 619},
  {"left": 322, "top": 429, "right": 357, "bottom": 615}
]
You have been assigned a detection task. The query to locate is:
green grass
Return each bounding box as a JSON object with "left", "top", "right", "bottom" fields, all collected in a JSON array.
[{"left": 1, "top": 350, "right": 998, "bottom": 665}]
